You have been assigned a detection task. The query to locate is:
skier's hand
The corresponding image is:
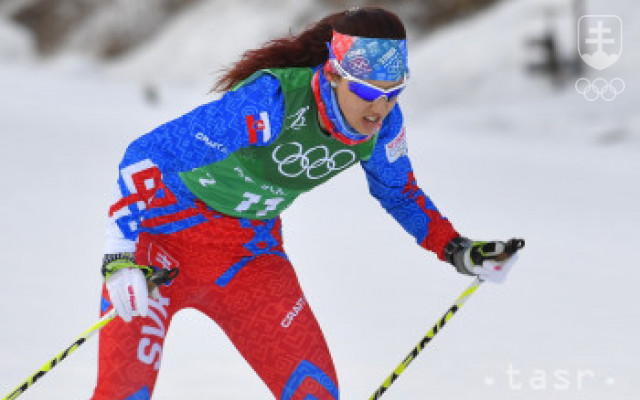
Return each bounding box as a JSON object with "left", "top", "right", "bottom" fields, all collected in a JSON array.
[
  {"left": 102, "top": 254, "right": 153, "bottom": 322},
  {"left": 445, "top": 237, "right": 525, "bottom": 283}
]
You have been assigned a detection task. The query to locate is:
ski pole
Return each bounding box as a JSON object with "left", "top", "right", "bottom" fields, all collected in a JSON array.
[
  {"left": 367, "top": 277, "right": 483, "bottom": 400},
  {"left": 368, "top": 238, "right": 524, "bottom": 399},
  {"left": 2, "top": 267, "right": 178, "bottom": 400},
  {"left": 2, "top": 308, "right": 117, "bottom": 400}
]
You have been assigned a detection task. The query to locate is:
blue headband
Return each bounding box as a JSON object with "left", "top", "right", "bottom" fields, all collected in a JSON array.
[{"left": 327, "top": 30, "right": 408, "bottom": 81}]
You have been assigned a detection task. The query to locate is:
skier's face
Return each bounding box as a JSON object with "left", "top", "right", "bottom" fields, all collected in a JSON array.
[{"left": 330, "top": 74, "right": 400, "bottom": 137}]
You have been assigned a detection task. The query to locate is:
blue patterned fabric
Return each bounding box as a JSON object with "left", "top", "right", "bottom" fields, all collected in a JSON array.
[
  {"left": 281, "top": 360, "right": 339, "bottom": 400},
  {"left": 360, "top": 108, "right": 441, "bottom": 245},
  {"left": 215, "top": 218, "right": 288, "bottom": 287},
  {"left": 107, "top": 69, "right": 451, "bottom": 255},
  {"left": 329, "top": 30, "right": 408, "bottom": 81},
  {"left": 124, "top": 386, "right": 150, "bottom": 400},
  {"left": 316, "top": 66, "right": 370, "bottom": 143}
]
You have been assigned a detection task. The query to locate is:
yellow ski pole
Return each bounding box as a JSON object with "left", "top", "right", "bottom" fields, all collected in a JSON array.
[
  {"left": 2, "top": 267, "right": 178, "bottom": 400},
  {"left": 368, "top": 238, "right": 524, "bottom": 399},
  {"left": 2, "top": 309, "right": 117, "bottom": 400},
  {"left": 368, "top": 277, "right": 483, "bottom": 400}
]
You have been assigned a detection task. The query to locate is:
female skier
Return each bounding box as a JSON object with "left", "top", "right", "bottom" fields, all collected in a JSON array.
[{"left": 93, "top": 7, "right": 521, "bottom": 400}]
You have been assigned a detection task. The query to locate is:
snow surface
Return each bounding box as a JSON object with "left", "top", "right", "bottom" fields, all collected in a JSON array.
[{"left": 1, "top": 0, "right": 638, "bottom": 399}]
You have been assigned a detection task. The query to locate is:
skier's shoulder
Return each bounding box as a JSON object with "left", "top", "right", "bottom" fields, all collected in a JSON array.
[
  {"left": 233, "top": 67, "right": 314, "bottom": 95},
  {"left": 230, "top": 70, "right": 283, "bottom": 95}
]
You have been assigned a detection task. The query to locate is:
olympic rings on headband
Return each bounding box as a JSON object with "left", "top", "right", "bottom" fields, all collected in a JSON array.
[{"left": 575, "top": 77, "right": 625, "bottom": 102}]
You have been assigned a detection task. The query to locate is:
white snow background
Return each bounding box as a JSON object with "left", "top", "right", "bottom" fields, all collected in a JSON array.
[{"left": 1, "top": 0, "right": 638, "bottom": 399}]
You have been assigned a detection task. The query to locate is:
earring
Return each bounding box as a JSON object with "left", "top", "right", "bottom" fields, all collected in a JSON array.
[{"left": 330, "top": 81, "right": 338, "bottom": 88}]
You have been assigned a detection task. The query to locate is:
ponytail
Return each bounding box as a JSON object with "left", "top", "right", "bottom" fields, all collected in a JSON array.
[{"left": 213, "top": 8, "right": 406, "bottom": 92}]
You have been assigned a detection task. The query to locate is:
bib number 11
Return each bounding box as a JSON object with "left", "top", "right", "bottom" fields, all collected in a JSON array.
[{"left": 235, "top": 192, "right": 284, "bottom": 217}]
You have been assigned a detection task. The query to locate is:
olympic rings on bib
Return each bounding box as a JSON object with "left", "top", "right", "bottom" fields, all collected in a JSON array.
[
  {"left": 271, "top": 142, "right": 357, "bottom": 180},
  {"left": 575, "top": 77, "right": 625, "bottom": 102}
]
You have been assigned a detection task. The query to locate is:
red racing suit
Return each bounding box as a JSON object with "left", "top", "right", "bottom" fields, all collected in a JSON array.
[{"left": 92, "top": 68, "right": 458, "bottom": 399}]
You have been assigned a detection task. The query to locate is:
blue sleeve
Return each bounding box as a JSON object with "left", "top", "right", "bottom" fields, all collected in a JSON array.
[
  {"left": 104, "top": 73, "right": 285, "bottom": 253},
  {"left": 121, "top": 72, "right": 285, "bottom": 172},
  {"left": 361, "top": 106, "right": 458, "bottom": 260}
]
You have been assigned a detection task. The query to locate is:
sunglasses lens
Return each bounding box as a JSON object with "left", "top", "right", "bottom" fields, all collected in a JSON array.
[
  {"left": 348, "top": 81, "right": 405, "bottom": 102},
  {"left": 387, "top": 87, "right": 405, "bottom": 100},
  {"left": 348, "top": 81, "right": 380, "bottom": 101}
]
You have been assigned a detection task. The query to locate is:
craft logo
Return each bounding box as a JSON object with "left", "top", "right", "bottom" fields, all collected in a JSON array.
[
  {"left": 575, "top": 15, "right": 625, "bottom": 101},
  {"left": 195, "top": 132, "right": 228, "bottom": 153},
  {"left": 246, "top": 111, "right": 272, "bottom": 144},
  {"left": 280, "top": 296, "right": 307, "bottom": 328}
]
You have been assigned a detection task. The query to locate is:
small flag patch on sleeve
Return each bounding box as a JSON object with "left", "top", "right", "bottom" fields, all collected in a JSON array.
[
  {"left": 385, "top": 126, "right": 408, "bottom": 163},
  {"left": 246, "top": 111, "right": 272, "bottom": 144}
]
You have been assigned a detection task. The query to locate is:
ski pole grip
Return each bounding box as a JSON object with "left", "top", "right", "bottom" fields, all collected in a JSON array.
[
  {"left": 505, "top": 238, "right": 525, "bottom": 255},
  {"left": 493, "top": 238, "right": 525, "bottom": 261},
  {"left": 147, "top": 268, "right": 179, "bottom": 291}
]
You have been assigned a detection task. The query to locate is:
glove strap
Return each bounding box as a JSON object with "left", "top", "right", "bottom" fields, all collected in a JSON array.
[
  {"left": 101, "top": 253, "right": 153, "bottom": 280},
  {"left": 444, "top": 236, "right": 477, "bottom": 276},
  {"left": 444, "top": 236, "right": 471, "bottom": 266}
]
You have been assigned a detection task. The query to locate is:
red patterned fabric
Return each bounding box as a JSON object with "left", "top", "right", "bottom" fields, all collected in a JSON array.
[
  {"left": 329, "top": 31, "right": 356, "bottom": 63},
  {"left": 402, "top": 172, "right": 459, "bottom": 260},
  {"left": 91, "top": 210, "right": 338, "bottom": 400}
]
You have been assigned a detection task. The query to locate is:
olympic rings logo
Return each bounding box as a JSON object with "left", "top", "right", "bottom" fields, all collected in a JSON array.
[
  {"left": 575, "top": 77, "right": 625, "bottom": 101},
  {"left": 271, "top": 142, "right": 357, "bottom": 180}
]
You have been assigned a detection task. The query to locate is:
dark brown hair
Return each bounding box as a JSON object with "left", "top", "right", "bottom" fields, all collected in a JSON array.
[{"left": 213, "top": 7, "right": 406, "bottom": 92}]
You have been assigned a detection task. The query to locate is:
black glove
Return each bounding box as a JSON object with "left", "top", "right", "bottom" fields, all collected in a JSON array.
[{"left": 444, "top": 237, "right": 525, "bottom": 283}]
